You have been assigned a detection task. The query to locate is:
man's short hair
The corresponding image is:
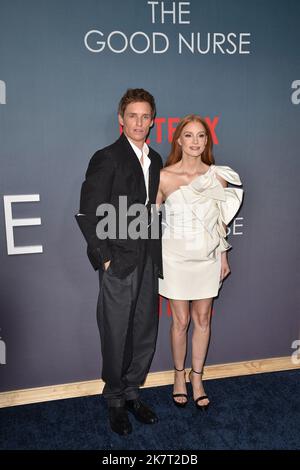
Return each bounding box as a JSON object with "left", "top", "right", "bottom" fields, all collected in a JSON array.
[{"left": 118, "top": 88, "right": 156, "bottom": 118}]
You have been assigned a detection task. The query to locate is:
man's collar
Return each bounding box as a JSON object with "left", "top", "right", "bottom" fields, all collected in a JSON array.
[{"left": 126, "top": 135, "right": 149, "bottom": 158}]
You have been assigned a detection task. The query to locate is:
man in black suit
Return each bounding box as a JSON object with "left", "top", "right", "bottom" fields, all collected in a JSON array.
[{"left": 76, "top": 89, "right": 163, "bottom": 435}]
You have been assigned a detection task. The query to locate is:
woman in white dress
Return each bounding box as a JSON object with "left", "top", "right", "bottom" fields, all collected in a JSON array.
[{"left": 156, "top": 115, "right": 243, "bottom": 409}]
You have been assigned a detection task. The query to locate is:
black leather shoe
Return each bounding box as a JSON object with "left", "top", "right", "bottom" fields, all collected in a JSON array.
[
  {"left": 108, "top": 406, "right": 132, "bottom": 435},
  {"left": 126, "top": 399, "right": 158, "bottom": 424}
]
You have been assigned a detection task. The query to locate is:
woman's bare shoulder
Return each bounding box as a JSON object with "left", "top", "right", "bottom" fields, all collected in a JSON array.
[{"left": 161, "top": 163, "right": 181, "bottom": 178}]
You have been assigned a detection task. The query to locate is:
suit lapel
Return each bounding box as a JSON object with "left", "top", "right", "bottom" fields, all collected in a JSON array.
[
  {"left": 147, "top": 152, "right": 154, "bottom": 205},
  {"left": 117, "top": 133, "right": 147, "bottom": 203}
]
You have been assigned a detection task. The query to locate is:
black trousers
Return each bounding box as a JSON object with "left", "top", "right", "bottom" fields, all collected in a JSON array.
[{"left": 97, "top": 241, "right": 159, "bottom": 407}]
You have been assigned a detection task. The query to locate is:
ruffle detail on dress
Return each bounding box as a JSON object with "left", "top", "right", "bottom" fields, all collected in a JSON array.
[
  {"left": 214, "top": 165, "right": 242, "bottom": 186},
  {"left": 213, "top": 166, "right": 243, "bottom": 252},
  {"left": 216, "top": 173, "right": 243, "bottom": 252},
  {"left": 218, "top": 187, "right": 244, "bottom": 225}
]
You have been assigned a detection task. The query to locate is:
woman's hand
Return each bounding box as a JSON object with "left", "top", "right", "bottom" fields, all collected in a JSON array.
[{"left": 220, "top": 252, "right": 231, "bottom": 280}]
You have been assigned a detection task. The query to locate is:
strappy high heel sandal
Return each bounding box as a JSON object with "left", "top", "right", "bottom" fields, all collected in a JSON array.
[
  {"left": 172, "top": 367, "right": 188, "bottom": 407},
  {"left": 189, "top": 368, "right": 210, "bottom": 411}
]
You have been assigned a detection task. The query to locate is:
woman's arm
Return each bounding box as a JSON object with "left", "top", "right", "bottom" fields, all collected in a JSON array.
[{"left": 156, "top": 169, "right": 166, "bottom": 208}]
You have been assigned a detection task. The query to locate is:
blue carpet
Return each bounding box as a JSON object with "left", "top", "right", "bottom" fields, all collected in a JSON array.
[{"left": 0, "top": 370, "right": 299, "bottom": 450}]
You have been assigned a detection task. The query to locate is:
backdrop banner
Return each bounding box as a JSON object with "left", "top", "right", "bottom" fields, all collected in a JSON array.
[{"left": 0, "top": 0, "right": 299, "bottom": 392}]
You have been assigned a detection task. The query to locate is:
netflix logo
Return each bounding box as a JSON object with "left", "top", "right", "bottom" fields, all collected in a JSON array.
[{"left": 120, "top": 116, "right": 220, "bottom": 145}]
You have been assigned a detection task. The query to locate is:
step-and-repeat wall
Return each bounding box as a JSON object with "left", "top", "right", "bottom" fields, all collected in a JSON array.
[{"left": 1, "top": 0, "right": 299, "bottom": 392}]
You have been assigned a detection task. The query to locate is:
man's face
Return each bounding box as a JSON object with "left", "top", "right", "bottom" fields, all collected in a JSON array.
[{"left": 118, "top": 101, "right": 153, "bottom": 148}]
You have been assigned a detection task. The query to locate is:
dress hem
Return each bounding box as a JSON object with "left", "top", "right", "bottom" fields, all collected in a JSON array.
[{"left": 159, "top": 291, "right": 219, "bottom": 301}]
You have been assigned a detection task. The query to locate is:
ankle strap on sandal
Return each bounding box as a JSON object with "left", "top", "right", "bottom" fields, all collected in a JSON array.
[
  {"left": 190, "top": 368, "right": 203, "bottom": 375},
  {"left": 174, "top": 366, "right": 185, "bottom": 372}
]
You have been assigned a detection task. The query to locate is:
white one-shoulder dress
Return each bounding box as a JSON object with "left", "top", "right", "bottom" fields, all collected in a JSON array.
[{"left": 158, "top": 165, "right": 243, "bottom": 300}]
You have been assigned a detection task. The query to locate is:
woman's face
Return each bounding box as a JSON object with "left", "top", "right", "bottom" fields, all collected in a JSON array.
[{"left": 178, "top": 121, "right": 208, "bottom": 159}]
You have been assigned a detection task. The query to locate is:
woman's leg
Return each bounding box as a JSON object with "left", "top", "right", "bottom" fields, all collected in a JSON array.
[
  {"left": 189, "top": 298, "right": 213, "bottom": 405},
  {"left": 169, "top": 299, "right": 190, "bottom": 404}
]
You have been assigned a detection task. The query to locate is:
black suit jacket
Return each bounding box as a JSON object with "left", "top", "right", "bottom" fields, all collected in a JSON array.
[{"left": 75, "top": 133, "right": 163, "bottom": 278}]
